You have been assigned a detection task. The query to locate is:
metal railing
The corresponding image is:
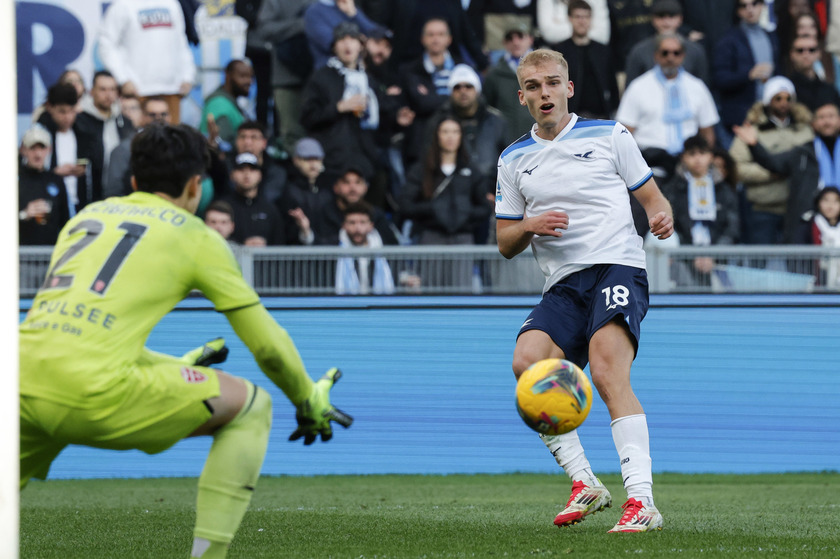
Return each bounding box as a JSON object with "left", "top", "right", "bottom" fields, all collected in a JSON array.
[
  {"left": 19, "top": 244, "right": 840, "bottom": 297},
  {"left": 644, "top": 245, "right": 840, "bottom": 294}
]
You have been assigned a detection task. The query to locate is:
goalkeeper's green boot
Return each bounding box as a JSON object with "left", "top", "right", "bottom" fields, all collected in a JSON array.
[{"left": 181, "top": 337, "right": 229, "bottom": 367}]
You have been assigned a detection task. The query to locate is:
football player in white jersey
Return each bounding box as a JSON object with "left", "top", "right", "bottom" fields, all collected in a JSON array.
[{"left": 495, "top": 49, "right": 674, "bottom": 533}]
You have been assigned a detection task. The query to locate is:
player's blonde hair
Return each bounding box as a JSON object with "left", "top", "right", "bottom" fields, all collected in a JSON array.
[{"left": 516, "top": 49, "right": 569, "bottom": 87}]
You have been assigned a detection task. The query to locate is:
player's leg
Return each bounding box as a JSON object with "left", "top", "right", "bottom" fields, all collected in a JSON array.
[
  {"left": 513, "top": 298, "right": 610, "bottom": 527},
  {"left": 44, "top": 357, "right": 271, "bottom": 558},
  {"left": 514, "top": 331, "right": 597, "bottom": 486},
  {"left": 19, "top": 395, "right": 67, "bottom": 489},
  {"left": 588, "top": 320, "right": 643, "bottom": 419},
  {"left": 511, "top": 329, "right": 564, "bottom": 378},
  {"left": 587, "top": 265, "right": 661, "bottom": 532},
  {"left": 589, "top": 321, "right": 662, "bottom": 532},
  {"left": 188, "top": 372, "right": 272, "bottom": 559}
]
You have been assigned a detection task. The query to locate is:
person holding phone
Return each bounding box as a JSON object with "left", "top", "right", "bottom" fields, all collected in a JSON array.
[{"left": 36, "top": 82, "right": 96, "bottom": 215}]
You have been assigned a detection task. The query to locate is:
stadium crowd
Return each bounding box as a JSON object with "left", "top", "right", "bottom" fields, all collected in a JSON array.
[{"left": 18, "top": 0, "right": 840, "bottom": 290}]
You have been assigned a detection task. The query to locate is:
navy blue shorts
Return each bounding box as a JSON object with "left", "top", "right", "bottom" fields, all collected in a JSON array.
[{"left": 517, "top": 264, "right": 649, "bottom": 369}]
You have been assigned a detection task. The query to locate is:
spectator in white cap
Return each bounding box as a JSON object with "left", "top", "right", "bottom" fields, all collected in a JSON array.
[
  {"left": 729, "top": 74, "right": 814, "bottom": 245},
  {"left": 447, "top": 63, "right": 483, "bottom": 94},
  {"left": 19, "top": 125, "right": 71, "bottom": 246},
  {"left": 431, "top": 63, "right": 508, "bottom": 243}
]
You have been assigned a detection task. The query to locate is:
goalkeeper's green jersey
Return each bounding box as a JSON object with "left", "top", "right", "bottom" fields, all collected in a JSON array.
[{"left": 20, "top": 192, "right": 261, "bottom": 407}]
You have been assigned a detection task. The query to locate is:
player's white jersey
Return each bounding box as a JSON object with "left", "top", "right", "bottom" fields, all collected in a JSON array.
[{"left": 495, "top": 113, "right": 652, "bottom": 293}]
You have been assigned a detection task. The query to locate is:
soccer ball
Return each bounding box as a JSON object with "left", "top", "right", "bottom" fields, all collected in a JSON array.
[{"left": 515, "top": 358, "right": 593, "bottom": 435}]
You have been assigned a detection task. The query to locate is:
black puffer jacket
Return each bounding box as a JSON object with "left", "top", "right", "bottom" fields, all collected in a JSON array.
[
  {"left": 399, "top": 161, "right": 490, "bottom": 236},
  {"left": 300, "top": 63, "right": 382, "bottom": 180}
]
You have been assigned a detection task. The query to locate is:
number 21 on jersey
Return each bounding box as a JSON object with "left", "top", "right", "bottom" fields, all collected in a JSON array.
[{"left": 42, "top": 219, "right": 148, "bottom": 296}]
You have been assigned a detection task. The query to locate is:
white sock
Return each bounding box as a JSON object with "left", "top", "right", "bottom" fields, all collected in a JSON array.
[
  {"left": 191, "top": 538, "right": 211, "bottom": 557},
  {"left": 540, "top": 431, "right": 599, "bottom": 486},
  {"left": 611, "top": 414, "right": 654, "bottom": 507}
]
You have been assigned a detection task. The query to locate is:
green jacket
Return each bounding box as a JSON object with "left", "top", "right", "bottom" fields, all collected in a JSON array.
[{"left": 200, "top": 86, "right": 246, "bottom": 145}]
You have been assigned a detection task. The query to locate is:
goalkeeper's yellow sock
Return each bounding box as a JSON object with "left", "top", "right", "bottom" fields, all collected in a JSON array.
[{"left": 191, "top": 382, "right": 272, "bottom": 556}]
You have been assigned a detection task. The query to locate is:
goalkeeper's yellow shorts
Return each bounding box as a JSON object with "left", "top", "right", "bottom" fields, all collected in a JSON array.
[{"left": 20, "top": 358, "right": 220, "bottom": 488}]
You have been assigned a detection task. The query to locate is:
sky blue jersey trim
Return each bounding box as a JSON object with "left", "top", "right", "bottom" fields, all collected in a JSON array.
[
  {"left": 500, "top": 132, "right": 533, "bottom": 157},
  {"left": 573, "top": 118, "right": 616, "bottom": 128},
  {"left": 562, "top": 123, "right": 615, "bottom": 141},
  {"left": 628, "top": 170, "right": 654, "bottom": 191},
  {"left": 500, "top": 134, "right": 539, "bottom": 164},
  {"left": 500, "top": 140, "right": 543, "bottom": 165},
  {"left": 496, "top": 214, "right": 524, "bottom": 220}
]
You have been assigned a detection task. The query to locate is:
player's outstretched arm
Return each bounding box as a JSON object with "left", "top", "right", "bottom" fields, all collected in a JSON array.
[
  {"left": 224, "top": 305, "right": 353, "bottom": 443},
  {"left": 497, "top": 211, "right": 568, "bottom": 258},
  {"left": 632, "top": 178, "right": 674, "bottom": 240}
]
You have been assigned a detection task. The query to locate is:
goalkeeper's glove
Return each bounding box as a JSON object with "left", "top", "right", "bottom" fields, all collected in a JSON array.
[
  {"left": 182, "top": 337, "right": 229, "bottom": 367},
  {"left": 289, "top": 368, "right": 354, "bottom": 445}
]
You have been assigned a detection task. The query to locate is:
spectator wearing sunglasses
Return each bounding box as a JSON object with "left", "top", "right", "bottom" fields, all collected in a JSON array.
[
  {"left": 787, "top": 34, "right": 840, "bottom": 113},
  {"left": 617, "top": 33, "right": 719, "bottom": 182}
]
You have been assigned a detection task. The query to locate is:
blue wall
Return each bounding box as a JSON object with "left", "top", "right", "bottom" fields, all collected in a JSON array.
[{"left": 22, "top": 295, "right": 840, "bottom": 479}]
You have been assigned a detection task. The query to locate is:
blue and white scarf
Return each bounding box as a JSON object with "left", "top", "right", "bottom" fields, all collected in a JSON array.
[
  {"left": 686, "top": 171, "right": 716, "bottom": 246},
  {"left": 655, "top": 67, "right": 694, "bottom": 155},
  {"left": 814, "top": 136, "right": 840, "bottom": 189},
  {"left": 327, "top": 56, "right": 379, "bottom": 130},
  {"left": 424, "top": 51, "right": 455, "bottom": 95},
  {"left": 335, "top": 228, "right": 395, "bottom": 295}
]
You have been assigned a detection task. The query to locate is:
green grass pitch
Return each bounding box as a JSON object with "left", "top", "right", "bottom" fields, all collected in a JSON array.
[{"left": 21, "top": 472, "right": 840, "bottom": 558}]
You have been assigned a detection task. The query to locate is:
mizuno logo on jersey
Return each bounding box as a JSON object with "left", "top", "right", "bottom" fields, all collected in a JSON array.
[
  {"left": 521, "top": 318, "right": 533, "bottom": 329},
  {"left": 573, "top": 150, "right": 595, "bottom": 160},
  {"left": 522, "top": 165, "right": 539, "bottom": 175}
]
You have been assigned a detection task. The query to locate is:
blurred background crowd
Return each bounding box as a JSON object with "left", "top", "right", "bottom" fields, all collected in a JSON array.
[{"left": 17, "top": 0, "right": 840, "bottom": 290}]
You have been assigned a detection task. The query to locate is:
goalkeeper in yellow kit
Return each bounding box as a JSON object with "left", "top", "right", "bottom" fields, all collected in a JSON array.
[{"left": 19, "top": 123, "right": 352, "bottom": 558}]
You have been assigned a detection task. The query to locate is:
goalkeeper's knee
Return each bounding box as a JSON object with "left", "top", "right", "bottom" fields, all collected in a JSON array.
[
  {"left": 224, "top": 382, "right": 272, "bottom": 452},
  {"left": 214, "top": 381, "right": 271, "bottom": 491},
  {"left": 207, "top": 381, "right": 272, "bottom": 486}
]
